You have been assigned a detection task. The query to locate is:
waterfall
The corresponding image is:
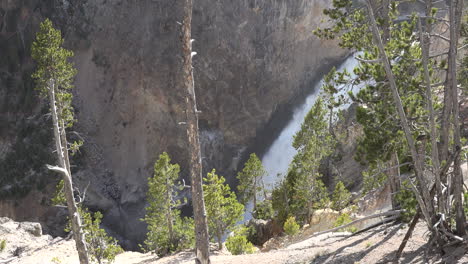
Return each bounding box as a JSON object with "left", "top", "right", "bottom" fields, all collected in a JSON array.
[
  {"left": 242, "top": 56, "right": 360, "bottom": 223},
  {"left": 261, "top": 56, "right": 359, "bottom": 189}
]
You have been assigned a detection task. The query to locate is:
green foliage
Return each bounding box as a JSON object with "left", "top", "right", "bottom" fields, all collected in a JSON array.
[
  {"left": 252, "top": 199, "right": 274, "bottom": 220},
  {"left": 31, "top": 18, "right": 77, "bottom": 128},
  {"left": 204, "top": 169, "right": 244, "bottom": 249},
  {"left": 225, "top": 226, "right": 255, "bottom": 255},
  {"left": 82, "top": 210, "right": 123, "bottom": 264},
  {"left": 395, "top": 180, "right": 418, "bottom": 222},
  {"left": 331, "top": 181, "right": 352, "bottom": 211},
  {"left": 459, "top": 14, "right": 468, "bottom": 93},
  {"left": 361, "top": 161, "right": 388, "bottom": 194},
  {"left": 237, "top": 153, "right": 267, "bottom": 207},
  {"left": 334, "top": 213, "right": 357, "bottom": 233},
  {"left": 0, "top": 239, "right": 6, "bottom": 252},
  {"left": 141, "top": 152, "right": 194, "bottom": 256},
  {"left": 285, "top": 98, "right": 333, "bottom": 223},
  {"left": 271, "top": 178, "right": 290, "bottom": 225},
  {"left": 283, "top": 216, "right": 300, "bottom": 236},
  {"left": 51, "top": 179, "right": 66, "bottom": 206},
  {"left": 51, "top": 257, "right": 62, "bottom": 264}
]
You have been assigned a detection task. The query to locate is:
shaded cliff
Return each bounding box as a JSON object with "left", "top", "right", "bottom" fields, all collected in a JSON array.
[{"left": 0, "top": 0, "right": 347, "bottom": 248}]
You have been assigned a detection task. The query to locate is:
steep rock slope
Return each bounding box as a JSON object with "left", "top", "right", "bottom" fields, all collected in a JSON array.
[{"left": 0, "top": 0, "right": 347, "bottom": 248}]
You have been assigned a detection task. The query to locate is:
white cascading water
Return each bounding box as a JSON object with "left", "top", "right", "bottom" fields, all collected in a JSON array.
[{"left": 243, "top": 56, "right": 360, "bottom": 222}]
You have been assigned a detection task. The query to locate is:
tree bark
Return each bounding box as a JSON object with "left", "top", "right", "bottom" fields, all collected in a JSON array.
[
  {"left": 48, "top": 81, "right": 89, "bottom": 264},
  {"left": 216, "top": 230, "right": 222, "bottom": 250},
  {"left": 387, "top": 152, "right": 400, "bottom": 210},
  {"left": 365, "top": 0, "right": 434, "bottom": 228},
  {"left": 182, "top": 0, "right": 211, "bottom": 263},
  {"left": 395, "top": 210, "right": 421, "bottom": 260},
  {"left": 448, "top": 0, "right": 466, "bottom": 236},
  {"left": 418, "top": 14, "right": 445, "bottom": 216}
]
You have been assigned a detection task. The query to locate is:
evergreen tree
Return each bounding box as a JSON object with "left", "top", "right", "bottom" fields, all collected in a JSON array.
[
  {"left": 31, "top": 18, "right": 89, "bottom": 264},
  {"left": 203, "top": 169, "right": 244, "bottom": 250},
  {"left": 331, "top": 181, "right": 352, "bottom": 212},
  {"left": 314, "top": 0, "right": 467, "bottom": 245},
  {"left": 141, "top": 152, "right": 194, "bottom": 256},
  {"left": 237, "top": 153, "right": 267, "bottom": 210},
  {"left": 289, "top": 98, "right": 334, "bottom": 223}
]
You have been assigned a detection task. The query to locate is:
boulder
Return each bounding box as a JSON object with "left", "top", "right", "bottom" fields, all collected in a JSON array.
[
  {"left": 18, "top": 222, "right": 42, "bottom": 237},
  {"left": 246, "top": 218, "right": 280, "bottom": 246}
]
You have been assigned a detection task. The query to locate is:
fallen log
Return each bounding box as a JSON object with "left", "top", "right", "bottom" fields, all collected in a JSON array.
[
  {"left": 0, "top": 257, "right": 18, "bottom": 264},
  {"left": 309, "top": 210, "right": 403, "bottom": 238}
]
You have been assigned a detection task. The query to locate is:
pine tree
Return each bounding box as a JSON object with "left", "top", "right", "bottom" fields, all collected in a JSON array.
[
  {"left": 237, "top": 153, "right": 267, "bottom": 210},
  {"left": 141, "top": 152, "right": 194, "bottom": 256},
  {"left": 203, "top": 169, "right": 244, "bottom": 250},
  {"left": 31, "top": 18, "right": 89, "bottom": 264},
  {"left": 288, "top": 98, "right": 334, "bottom": 223},
  {"left": 331, "top": 181, "right": 351, "bottom": 212},
  {"left": 314, "top": 0, "right": 467, "bottom": 248}
]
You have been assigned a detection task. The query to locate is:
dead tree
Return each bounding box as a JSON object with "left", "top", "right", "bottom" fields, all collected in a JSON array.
[
  {"left": 46, "top": 81, "right": 89, "bottom": 264},
  {"left": 181, "top": 0, "right": 211, "bottom": 263}
]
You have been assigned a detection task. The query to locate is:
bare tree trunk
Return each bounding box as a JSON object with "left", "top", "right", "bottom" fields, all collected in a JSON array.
[
  {"left": 365, "top": 0, "right": 434, "bottom": 227},
  {"left": 448, "top": 0, "right": 466, "bottom": 236},
  {"left": 48, "top": 82, "right": 89, "bottom": 264},
  {"left": 216, "top": 230, "right": 222, "bottom": 250},
  {"left": 182, "top": 0, "right": 211, "bottom": 263},
  {"left": 381, "top": 0, "right": 390, "bottom": 44},
  {"left": 387, "top": 152, "right": 400, "bottom": 210},
  {"left": 418, "top": 14, "right": 445, "bottom": 216}
]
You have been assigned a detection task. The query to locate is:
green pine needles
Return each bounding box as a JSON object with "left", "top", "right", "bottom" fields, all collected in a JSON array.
[
  {"left": 225, "top": 226, "right": 255, "bottom": 255},
  {"left": 82, "top": 210, "right": 123, "bottom": 264},
  {"left": 331, "top": 181, "right": 352, "bottom": 212},
  {"left": 31, "top": 18, "right": 77, "bottom": 128},
  {"left": 204, "top": 169, "right": 244, "bottom": 250},
  {"left": 237, "top": 153, "right": 267, "bottom": 209},
  {"left": 141, "top": 152, "right": 194, "bottom": 256}
]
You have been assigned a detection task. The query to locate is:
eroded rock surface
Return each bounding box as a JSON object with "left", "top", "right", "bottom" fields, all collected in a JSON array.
[{"left": 0, "top": 0, "right": 347, "bottom": 248}]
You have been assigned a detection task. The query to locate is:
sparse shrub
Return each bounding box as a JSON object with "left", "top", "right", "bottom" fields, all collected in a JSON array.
[
  {"left": 226, "top": 226, "right": 255, "bottom": 255},
  {"left": 0, "top": 239, "right": 6, "bottom": 252},
  {"left": 253, "top": 199, "right": 274, "bottom": 220},
  {"left": 66, "top": 208, "right": 123, "bottom": 264},
  {"left": 283, "top": 216, "right": 300, "bottom": 236},
  {"left": 51, "top": 257, "right": 62, "bottom": 264},
  {"left": 82, "top": 210, "right": 123, "bottom": 264},
  {"left": 334, "top": 213, "right": 357, "bottom": 233}
]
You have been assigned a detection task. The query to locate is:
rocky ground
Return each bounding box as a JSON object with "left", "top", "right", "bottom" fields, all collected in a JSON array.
[{"left": 2, "top": 215, "right": 467, "bottom": 264}]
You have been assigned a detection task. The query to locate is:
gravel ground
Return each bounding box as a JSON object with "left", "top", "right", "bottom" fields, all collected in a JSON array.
[{"left": 6, "top": 219, "right": 467, "bottom": 264}]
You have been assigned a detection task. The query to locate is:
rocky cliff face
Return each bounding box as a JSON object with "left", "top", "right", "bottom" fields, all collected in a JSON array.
[{"left": 0, "top": 0, "right": 347, "bottom": 248}]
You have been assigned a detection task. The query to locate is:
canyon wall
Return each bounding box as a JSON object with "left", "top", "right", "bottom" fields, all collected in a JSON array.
[{"left": 0, "top": 0, "right": 347, "bottom": 248}]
